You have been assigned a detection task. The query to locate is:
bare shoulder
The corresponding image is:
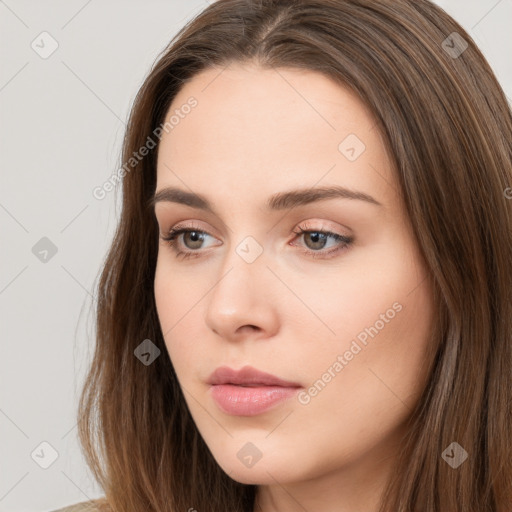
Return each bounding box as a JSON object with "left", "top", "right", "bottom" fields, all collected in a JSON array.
[{"left": 49, "top": 499, "right": 107, "bottom": 512}]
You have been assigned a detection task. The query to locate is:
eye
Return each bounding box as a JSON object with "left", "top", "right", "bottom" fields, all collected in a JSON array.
[
  {"left": 290, "top": 224, "right": 353, "bottom": 259},
  {"left": 160, "top": 224, "right": 219, "bottom": 260}
]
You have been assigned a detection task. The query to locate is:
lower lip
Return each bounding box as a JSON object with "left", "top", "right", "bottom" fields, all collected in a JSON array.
[{"left": 209, "top": 384, "right": 300, "bottom": 416}]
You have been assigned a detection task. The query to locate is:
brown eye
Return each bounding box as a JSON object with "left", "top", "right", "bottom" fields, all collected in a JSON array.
[
  {"left": 160, "top": 226, "right": 219, "bottom": 260},
  {"left": 181, "top": 231, "right": 206, "bottom": 250},
  {"left": 303, "top": 231, "right": 329, "bottom": 250},
  {"left": 291, "top": 226, "right": 353, "bottom": 259}
]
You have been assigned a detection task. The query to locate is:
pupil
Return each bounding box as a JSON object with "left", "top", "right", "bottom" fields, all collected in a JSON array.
[
  {"left": 307, "top": 232, "right": 326, "bottom": 249},
  {"left": 185, "top": 231, "right": 203, "bottom": 248}
]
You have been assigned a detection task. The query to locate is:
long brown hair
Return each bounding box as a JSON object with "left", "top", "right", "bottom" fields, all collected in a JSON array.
[{"left": 78, "top": 1, "right": 512, "bottom": 510}]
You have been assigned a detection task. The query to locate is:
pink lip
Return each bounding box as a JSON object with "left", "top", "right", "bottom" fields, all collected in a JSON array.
[
  {"left": 207, "top": 365, "right": 301, "bottom": 387},
  {"left": 207, "top": 365, "right": 302, "bottom": 416}
]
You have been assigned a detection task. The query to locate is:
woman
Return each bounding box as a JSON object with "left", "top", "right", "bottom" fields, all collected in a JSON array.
[{"left": 54, "top": 0, "right": 512, "bottom": 510}]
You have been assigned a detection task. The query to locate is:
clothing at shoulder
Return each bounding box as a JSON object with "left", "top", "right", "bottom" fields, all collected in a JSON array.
[{"left": 49, "top": 500, "right": 102, "bottom": 512}]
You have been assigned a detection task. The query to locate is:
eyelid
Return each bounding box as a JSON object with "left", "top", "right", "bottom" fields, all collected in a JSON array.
[
  {"left": 165, "top": 219, "right": 214, "bottom": 235},
  {"left": 293, "top": 219, "right": 349, "bottom": 235},
  {"left": 161, "top": 222, "right": 219, "bottom": 246},
  {"left": 163, "top": 219, "right": 349, "bottom": 239}
]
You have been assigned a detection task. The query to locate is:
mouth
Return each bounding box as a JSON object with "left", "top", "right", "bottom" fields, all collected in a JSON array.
[
  {"left": 207, "top": 365, "right": 302, "bottom": 416},
  {"left": 209, "top": 383, "right": 301, "bottom": 416}
]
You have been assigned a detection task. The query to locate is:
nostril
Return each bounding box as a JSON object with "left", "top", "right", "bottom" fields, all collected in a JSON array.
[{"left": 239, "top": 324, "right": 259, "bottom": 332}]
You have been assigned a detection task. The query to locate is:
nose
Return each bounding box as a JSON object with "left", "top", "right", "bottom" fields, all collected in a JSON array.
[{"left": 204, "top": 242, "right": 280, "bottom": 343}]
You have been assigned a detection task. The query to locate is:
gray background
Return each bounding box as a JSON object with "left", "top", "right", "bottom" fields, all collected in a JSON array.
[{"left": 1, "top": 1, "right": 510, "bottom": 511}]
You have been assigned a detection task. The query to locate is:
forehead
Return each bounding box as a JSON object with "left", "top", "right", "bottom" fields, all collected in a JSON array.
[{"left": 155, "top": 64, "right": 396, "bottom": 212}]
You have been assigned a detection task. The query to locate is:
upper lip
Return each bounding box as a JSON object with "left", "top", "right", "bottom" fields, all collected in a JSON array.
[{"left": 207, "top": 365, "right": 302, "bottom": 387}]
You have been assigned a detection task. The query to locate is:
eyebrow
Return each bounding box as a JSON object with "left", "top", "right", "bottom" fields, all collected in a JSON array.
[{"left": 150, "top": 185, "right": 382, "bottom": 213}]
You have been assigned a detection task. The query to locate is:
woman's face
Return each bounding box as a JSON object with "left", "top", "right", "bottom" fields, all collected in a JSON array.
[{"left": 153, "top": 63, "right": 434, "bottom": 497}]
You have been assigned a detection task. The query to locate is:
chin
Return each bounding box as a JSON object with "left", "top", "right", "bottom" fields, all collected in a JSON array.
[{"left": 213, "top": 451, "right": 301, "bottom": 486}]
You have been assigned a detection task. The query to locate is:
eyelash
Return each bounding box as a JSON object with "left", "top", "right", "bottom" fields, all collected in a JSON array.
[{"left": 160, "top": 223, "right": 353, "bottom": 260}]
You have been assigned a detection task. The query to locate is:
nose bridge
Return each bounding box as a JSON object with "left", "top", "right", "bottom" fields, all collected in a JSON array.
[
  {"left": 204, "top": 233, "right": 277, "bottom": 338},
  {"left": 209, "top": 233, "right": 267, "bottom": 309}
]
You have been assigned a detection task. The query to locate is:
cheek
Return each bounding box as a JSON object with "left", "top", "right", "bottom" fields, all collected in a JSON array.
[
  {"left": 154, "top": 261, "right": 175, "bottom": 334},
  {"left": 292, "top": 237, "right": 434, "bottom": 406},
  {"left": 154, "top": 255, "right": 222, "bottom": 377},
  {"left": 154, "top": 258, "right": 196, "bottom": 364},
  {"left": 289, "top": 276, "right": 433, "bottom": 470},
  {"left": 283, "top": 236, "right": 430, "bottom": 349},
  {"left": 154, "top": 254, "right": 205, "bottom": 327}
]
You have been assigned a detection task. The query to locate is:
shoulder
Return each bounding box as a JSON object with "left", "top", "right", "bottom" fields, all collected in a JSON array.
[{"left": 49, "top": 499, "right": 105, "bottom": 512}]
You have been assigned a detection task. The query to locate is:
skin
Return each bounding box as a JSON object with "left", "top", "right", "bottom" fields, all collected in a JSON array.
[{"left": 153, "top": 63, "right": 435, "bottom": 512}]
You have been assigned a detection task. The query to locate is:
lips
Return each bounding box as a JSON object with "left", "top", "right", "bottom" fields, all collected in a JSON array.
[
  {"left": 207, "top": 365, "right": 302, "bottom": 416},
  {"left": 207, "top": 365, "right": 301, "bottom": 388}
]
